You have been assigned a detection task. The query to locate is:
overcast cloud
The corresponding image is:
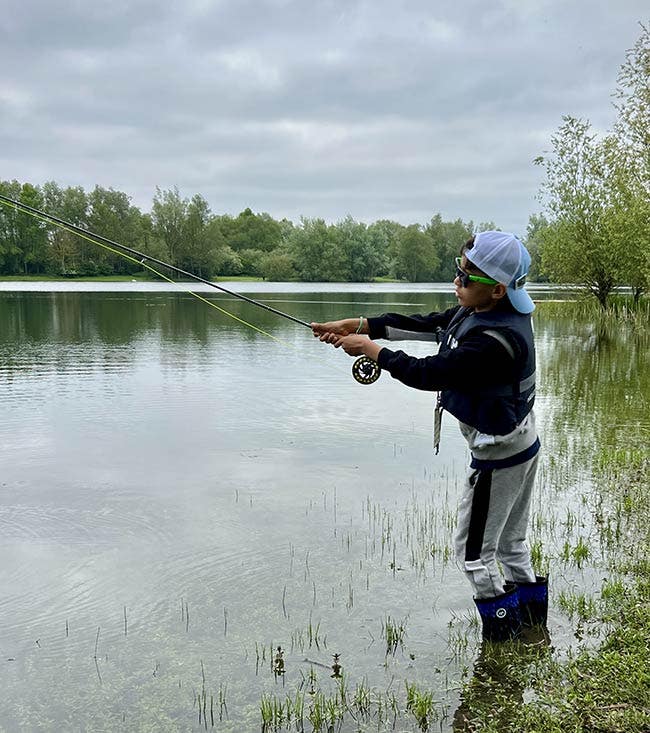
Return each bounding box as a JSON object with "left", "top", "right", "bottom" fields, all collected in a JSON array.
[{"left": 1, "top": 0, "right": 647, "bottom": 235}]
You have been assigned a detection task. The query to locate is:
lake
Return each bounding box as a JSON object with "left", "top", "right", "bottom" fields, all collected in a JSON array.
[{"left": 0, "top": 282, "right": 646, "bottom": 731}]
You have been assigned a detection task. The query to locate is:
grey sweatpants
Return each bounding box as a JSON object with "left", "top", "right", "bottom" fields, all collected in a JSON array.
[{"left": 454, "top": 453, "right": 539, "bottom": 599}]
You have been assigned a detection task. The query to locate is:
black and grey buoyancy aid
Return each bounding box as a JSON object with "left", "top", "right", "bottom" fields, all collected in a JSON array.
[{"left": 438, "top": 307, "right": 536, "bottom": 435}]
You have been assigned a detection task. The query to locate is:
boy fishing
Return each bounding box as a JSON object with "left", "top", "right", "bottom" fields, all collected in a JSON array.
[{"left": 311, "top": 231, "right": 547, "bottom": 642}]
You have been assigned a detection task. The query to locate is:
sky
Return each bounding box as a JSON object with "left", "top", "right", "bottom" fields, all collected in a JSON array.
[{"left": 1, "top": 0, "right": 647, "bottom": 237}]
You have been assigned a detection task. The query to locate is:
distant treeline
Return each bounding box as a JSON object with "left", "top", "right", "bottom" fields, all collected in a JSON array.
[{"left": 0, "top": 179, "right": 537, "bottom": 283}]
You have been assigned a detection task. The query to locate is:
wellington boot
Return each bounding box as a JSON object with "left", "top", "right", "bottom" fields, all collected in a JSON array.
[
  {"left": 474, "top": 585, "right": 521, "bottom": 642},
  {"left": 517, "top": 576, "right": 548, "bottom": 627}
]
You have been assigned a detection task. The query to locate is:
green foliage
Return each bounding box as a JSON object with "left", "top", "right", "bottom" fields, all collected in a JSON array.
[
  {"left": 258, "top": 251, "right": 296, "bottom": 281},
  {"left": 394, "top": 224, "right": 437, "bottom": 282},
  {"left": 425, "top": 215, "right": 473, "bottom": 282},
  {"left": 381, "top": 614, "right": 408, "bottom": 656},
  {"left": 524, "top": 213, "right": 549, "bottom": 282},
  {"left": 613, "top": 22, "right": 650, "bottom": 191},
  {"left": 41, "top": 180, "right": 90, "bottom": 274},
  {"left": 287, "top": 217, "right": 343, "bottom": 281},
  {"left": 337, "top": 214, "right": 382, "bottom": 282},
  {"left": 87, "top": 185, "right": 143, "bottom": 275},
  {"left": 0, "top": 180, "right": 48, "bottom": 275},
  {"left": 151, "top": 186, "right": 187, "bottom": 265},
  {"left": 405, "top": 681, "right": 435, "bottom": 731},
  {"left": 224, "top": 208, "right": 283, "bottom": 253},
  {"left": 536, "top": 116, "right": 620, "bottom": 306}
]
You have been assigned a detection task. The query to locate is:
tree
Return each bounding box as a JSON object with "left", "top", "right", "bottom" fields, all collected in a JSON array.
[
  {"left": 288, "top": 217, "right": 345, "bottom": 281},
  {"left": 226, "top": 208, "right": 282, "bottom": 254},
  {"left": 524, "top": 214, "right": 550, "bottom": 282},
  {"left": 394, "top": 224, "right": 438, "bottom": 282},
  {"left": 426, "top": 215, "right": 472, "bottom": 282},
  {"left": 368, "top": 219, "right": 404, "bottom": 279},
  {"left": 42, "top": 181, "right": 89, "bottom": 274},
  {"left": 132, "top": 211, "right": 170, "bottom": 268},
  {"left": 19, "top": 184, "right": 48, "bottom": 273},
  {"left": 179, "top": 194, "right": 212, "bottom": 276},
  {"left": 614, "top": 23, "right": 650, "bottom": 191},
  {"left": 258, "top": 251, "right": 296, "bottom": 281},
  {"left": 87, "top": 186, "right": 142, "bottom": 274},
  {"left": 600, "top": 134, "right": 648, "bottom": 302},
  {"left": 335, "top": 215, "right": 383, "bottom": 282},
  {"left": 0, "top": 179, "right": 26, "bottom": 274},
  {"left": 535, "top": 116, "right": 621, "bottom": 307},
  {"left": 0, "top": 181, "right": 49, "bottom": 274},
  {"left": 152, "top": 187, "right": 187, "bottom": 266},
  {"left": 203, "top": 216, "right": 243, "bottom": 277}
]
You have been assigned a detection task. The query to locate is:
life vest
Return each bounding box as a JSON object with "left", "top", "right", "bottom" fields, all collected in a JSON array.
[{"left": 439, "top": 307, "right": 536, "bottom": 435}]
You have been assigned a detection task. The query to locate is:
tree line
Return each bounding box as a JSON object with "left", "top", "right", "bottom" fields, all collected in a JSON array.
[{"left": 0, "top": 179, "right": 501, "bottom": 283}]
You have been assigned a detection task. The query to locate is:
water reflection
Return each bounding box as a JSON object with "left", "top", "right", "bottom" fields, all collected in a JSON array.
[
  {"left": 537, "top": 306, "right": 649, "bottom": 455},
  {"left": 453, "top": 630, "right": 552, "bottom": 732}
]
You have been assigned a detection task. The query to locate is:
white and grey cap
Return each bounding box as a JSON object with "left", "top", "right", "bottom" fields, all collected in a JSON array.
[{"left": 466, "top": 231, "right": 535, "bottom": 314}]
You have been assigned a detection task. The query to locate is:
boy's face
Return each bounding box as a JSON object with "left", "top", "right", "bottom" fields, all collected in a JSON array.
[{"left": 454, "top": 255, "right": 505, "bottom": 311}]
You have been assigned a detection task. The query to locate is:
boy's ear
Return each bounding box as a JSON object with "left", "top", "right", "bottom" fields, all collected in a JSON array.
[{"left": 492, "top": 283, "right": 507, "bottom": 301}]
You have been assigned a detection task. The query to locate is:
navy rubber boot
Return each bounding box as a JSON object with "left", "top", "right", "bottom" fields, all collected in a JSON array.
[
  {"left": 474, "top": 585, "right": 521, "bottom": 642},
  {"left": 517, "top": 576, "right": 548, "bottom": 627}
]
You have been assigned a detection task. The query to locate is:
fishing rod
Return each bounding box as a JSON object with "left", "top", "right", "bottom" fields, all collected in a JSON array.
[{"left": 0, "top": 193, "right": 381, "bottom": 384}]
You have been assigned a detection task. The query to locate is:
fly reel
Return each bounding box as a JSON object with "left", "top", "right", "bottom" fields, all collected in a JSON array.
[{"left": 352, "top": 356, "right": 381, "bottom": 385}]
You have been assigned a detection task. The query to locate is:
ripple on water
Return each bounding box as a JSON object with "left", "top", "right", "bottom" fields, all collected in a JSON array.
[{"left": 0, "top": 494, "right": 289, "bottom": 662}]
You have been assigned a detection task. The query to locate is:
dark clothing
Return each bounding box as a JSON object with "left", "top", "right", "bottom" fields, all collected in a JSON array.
[
  {"left": 367, "top": 305, "right": 524, "bottom": 394},
  {"left": 366, "top": 304, "right": 539, "bottom": 468},
  {"left": 438, "top": 307, "right": 536, "bottom": 436}
]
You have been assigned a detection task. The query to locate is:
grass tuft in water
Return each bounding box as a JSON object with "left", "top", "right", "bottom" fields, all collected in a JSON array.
[
  {"left": 405, "top": 681, "right": 436, "bottom": 731},
  {"left": 381, "top": 614, "right": 408, "bottom": 656}
]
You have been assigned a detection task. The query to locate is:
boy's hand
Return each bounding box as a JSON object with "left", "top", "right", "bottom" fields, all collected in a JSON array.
[
  {"left": 311, "top": 318, "right": 363, "bottom": 342},
  {"left": 332, "top": 334, "right": 382, "bottom": 361}
]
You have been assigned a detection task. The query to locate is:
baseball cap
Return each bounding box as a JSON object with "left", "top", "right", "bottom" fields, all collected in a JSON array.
[{"left": 466, "top": 231, "right": 535, "bottom": 314}]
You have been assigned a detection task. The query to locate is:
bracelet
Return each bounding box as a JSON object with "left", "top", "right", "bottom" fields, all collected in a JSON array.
[{"left": 355, "top": 316, "right": 364, "bottom": 334}]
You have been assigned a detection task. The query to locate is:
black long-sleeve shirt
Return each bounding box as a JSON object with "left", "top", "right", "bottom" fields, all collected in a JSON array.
[{"left": 366, "top": 306, "right": 523, "bottom": 392}]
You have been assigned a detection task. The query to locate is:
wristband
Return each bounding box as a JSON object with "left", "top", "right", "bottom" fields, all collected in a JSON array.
[{"left": 355, "top": 316, "right": 364, "bottom": 334}]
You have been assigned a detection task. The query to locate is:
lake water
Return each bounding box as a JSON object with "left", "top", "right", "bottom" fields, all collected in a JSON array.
[{"left": 0, "top": 282, "right": 646, "bottom": 731}]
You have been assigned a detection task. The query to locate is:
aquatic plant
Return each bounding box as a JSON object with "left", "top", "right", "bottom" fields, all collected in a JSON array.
[
  {"left": 381, "top": 614, "right": 407, "bottom": 656},
  {"left": 405, "top": 681, "right": 436, "bottom": 731}
]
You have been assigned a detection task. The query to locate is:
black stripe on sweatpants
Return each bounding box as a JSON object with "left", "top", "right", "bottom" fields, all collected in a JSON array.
[{"left": 464, "top": 469, "right": 493, "bottom": 562}]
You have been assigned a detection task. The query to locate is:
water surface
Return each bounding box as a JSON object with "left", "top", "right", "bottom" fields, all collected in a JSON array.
[{"left": 0, "top": 283, "right": 645, "bottom": 731}]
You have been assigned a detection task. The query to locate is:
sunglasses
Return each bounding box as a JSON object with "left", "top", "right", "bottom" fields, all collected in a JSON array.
[{"left": 454, "top": 257, "right": 499, "bottom": 288}]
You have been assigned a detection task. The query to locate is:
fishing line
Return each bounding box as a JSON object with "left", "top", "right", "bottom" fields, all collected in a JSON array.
[{"left": 0, "top": 194, "right": 381, "bottom": 383}]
